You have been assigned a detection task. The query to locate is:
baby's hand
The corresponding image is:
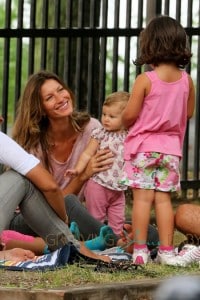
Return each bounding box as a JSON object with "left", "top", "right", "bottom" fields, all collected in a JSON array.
[{"left": 64, "top": 169, "right": 78, "bottom": 178}]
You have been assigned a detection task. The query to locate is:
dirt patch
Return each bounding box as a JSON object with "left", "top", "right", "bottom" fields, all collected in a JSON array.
[{"left": 0, "top": 270, "right": 44, "bottom": 289}]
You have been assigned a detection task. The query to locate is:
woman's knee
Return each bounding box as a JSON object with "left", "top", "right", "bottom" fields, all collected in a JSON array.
[
  {"left": 0, "top": 170, "right": 24, "bottom": 186},
  {"left": 176, "top": 204, "right": 195, "bottom": 223},
  {"left": 175, "top": 204, "right": 200, "bottom": 235},
  {"left": 175, "top": 204, "right": 191, "bottom": 228}
]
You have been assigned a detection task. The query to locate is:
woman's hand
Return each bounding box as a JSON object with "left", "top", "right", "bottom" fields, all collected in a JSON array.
[
  {"left": 81, "top": 148, "right": 114, "bottom": 180},
  {"left": 63, "top": 149, "right": 114, "bottom": 196}
]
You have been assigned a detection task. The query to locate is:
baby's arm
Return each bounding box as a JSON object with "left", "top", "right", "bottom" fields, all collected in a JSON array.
[{"left": 65, "top": 138, "right": 99, "bottom": 176}]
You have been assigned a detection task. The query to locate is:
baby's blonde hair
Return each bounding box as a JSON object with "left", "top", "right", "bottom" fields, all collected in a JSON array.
[{"left": 103, "top": 91, "right": 130, "bottom": 111}]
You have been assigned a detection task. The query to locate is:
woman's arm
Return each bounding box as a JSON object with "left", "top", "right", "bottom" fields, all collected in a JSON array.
[
  {"left": 0, "top": 132, "right": 67, "bottom": 222},
  {"left": 25, "top": 164, "right": 68, "bottom": 222}
]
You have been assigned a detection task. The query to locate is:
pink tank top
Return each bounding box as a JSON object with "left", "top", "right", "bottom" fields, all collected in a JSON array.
[{"left": 124, "top": 70, "right": 189, "bottom": 159}]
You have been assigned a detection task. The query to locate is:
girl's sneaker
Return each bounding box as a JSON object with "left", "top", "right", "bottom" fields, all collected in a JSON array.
[
  {"left": 156, "top": 249, "right": 176, "bottom": 265},
  {"left": 132, "top": 247, "right": 150, "bottom": 265},
  {"left": 165, "top": 244, "right": 199, "bottom": 267}
]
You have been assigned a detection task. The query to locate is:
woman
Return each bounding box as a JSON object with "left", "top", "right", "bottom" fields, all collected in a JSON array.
[
  {"left": 0, "top": 128, "right": 110, "bottom": 262},
  {"left": 10, "top": 70, "right": 112, "bottom": 236},
  {"left": 12, "top": 70, "right": 104, "bottom": 199}
]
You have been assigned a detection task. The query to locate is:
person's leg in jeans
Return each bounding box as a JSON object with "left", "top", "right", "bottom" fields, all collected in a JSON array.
[
  {"left": 10, "top": 191, "right": 108, "bottom": 241},
  {"left": 0, "top": 170, "right": 30, "bottom": 231},
  {"left": 65, "top": 194, "right": 118, "bottom": 248},
  {"left": 65, "top": 194, "right": 104, "bottom": 239},
  {"left": 10, "top": 213, "right": 37, "bottom": 236},
  {"left": 5, "top": 170, "right": 158, "bottom": 250},
  {"left": 0, "top": 170, "right": 79, "bottom": 251},
  {"left": 19, "top": 184, "right": 80, "bottom": 251}
]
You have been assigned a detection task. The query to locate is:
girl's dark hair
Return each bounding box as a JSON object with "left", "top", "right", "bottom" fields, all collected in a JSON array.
[{"left": 134, "top": 15, "right": 192, "bottom": 68}]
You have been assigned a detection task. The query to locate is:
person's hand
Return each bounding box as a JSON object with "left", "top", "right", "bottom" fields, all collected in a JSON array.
[
  {"left": 81, "top": 148, "right": 114, "bottom": 180},
  {"left": 64, "top": 169, "right": 78, "bottom": 178},
  {"left": 117, "top": 224, "right": 134, "bottom": 254},
  {"left": 2, "top": 248, "right": 35, "bottom": 262}
]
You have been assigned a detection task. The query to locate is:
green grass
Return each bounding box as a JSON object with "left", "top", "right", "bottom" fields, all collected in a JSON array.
[{"left": 1, "top": 257, "right": 200, "bottom": 290}]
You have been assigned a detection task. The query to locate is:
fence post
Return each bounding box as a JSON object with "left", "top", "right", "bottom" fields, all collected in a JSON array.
[{"left": 146, "top": 0, "right": 162, "bottom": 24}]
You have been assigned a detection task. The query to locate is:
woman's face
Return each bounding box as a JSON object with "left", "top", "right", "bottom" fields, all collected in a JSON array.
[{"left": 40, "top": 79, "right": 73, "bottom": 119}]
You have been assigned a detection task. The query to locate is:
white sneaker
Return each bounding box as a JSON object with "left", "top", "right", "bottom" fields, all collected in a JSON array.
[
  {"left": 132, "top": 247, "right": 150, "bottom": 265},
  {"left": 156, "top": 249, "right": 175, "bottom": 265},
  {"left": 163, "top": 244, "right": 200, "bottom": 267}
]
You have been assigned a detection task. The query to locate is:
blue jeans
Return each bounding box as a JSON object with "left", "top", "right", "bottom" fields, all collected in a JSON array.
[
  {"left": 10, "top": 188, "right": 105, "bottom": 241},
  {"left": 0, "top": 170, "right": 79, "bottom": 250},
  {"left": 2, "top": 170, "right": 159, "bottom": 250}
]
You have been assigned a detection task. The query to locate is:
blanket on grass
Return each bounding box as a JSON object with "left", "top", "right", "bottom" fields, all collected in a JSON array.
[
  {"left": 0, "top": 244, "right": 78, "bottom": 271},
  {"left": 0, "top": 245, "right": 132, "bottom": 271}
]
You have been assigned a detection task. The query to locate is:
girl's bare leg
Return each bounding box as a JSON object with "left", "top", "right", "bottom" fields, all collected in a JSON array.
[
  {"left": 155, "top": 191, "right": 174, "bottom": 246},
  {"left": 132, "top": 189, "right": 154, "bottom": 245}
]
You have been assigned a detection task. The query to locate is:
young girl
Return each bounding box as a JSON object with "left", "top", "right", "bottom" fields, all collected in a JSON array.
[
  {"left": 66, "top": 91, "right": 130, "bottom": 235},
  {"left": 0, "top": 230, "right": 47, "bottom": 255},
  {"left": 0, "top": 224, "right": 115, "bottom": 255},
  {"left": 121, "top": 16, "right": 195, "bottom": 265}
]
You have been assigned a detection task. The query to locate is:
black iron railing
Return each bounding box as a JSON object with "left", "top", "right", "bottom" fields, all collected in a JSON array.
[{"left": 0, "top": 0, "right": 199, "bottom": 198}]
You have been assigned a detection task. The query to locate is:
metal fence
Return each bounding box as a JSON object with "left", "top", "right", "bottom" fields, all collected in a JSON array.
[{"left": 0, "top": 0, "right": 199, "bottom": 199}]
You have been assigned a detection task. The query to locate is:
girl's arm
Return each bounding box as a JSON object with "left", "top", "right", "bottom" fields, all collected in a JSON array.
[
  {"left": 122, "top": 73, "right": 150, "bottom": 128},
  {"left": 4, "top": 237, "right": 46, "bottom": 256},
  {"left": 187, "top": 75, "right": 195, "bottom": 119}
]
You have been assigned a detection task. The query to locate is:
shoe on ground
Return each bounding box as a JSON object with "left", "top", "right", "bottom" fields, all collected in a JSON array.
[
  {"left": 132, "top": 247, "right": 150, "bottom": 265},
  {"left": 156, "top": 249, "right": 176, "bottom": 265},
  {"left": 163, "top": 244, "right": 200, "bottom": 267}
]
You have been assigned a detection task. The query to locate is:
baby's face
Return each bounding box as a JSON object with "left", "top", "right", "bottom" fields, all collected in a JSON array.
[{"left": 101, "top": 103, "right": 124, "bottom": 132}]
